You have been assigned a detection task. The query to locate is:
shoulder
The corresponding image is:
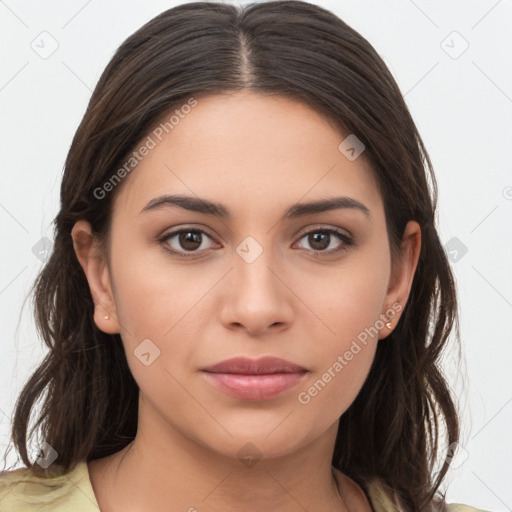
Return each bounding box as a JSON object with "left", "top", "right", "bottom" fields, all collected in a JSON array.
[
  {"left": 364, "top": 478, "right": 492, "bottom": 512},
  {"left": 0, "top": 461, "right": 98, "bottom": 511},
  {"left": 446, "top": 506, "right": 493, "bottom": 512}
]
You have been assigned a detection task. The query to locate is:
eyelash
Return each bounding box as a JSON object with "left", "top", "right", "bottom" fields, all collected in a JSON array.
[{"left": 158, "top": 226, "right": 354, "bottom": 259}]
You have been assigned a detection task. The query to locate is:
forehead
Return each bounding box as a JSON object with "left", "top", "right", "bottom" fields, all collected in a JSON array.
[{"left": 113, "top": 91, "right": 384, "bottom": 222}]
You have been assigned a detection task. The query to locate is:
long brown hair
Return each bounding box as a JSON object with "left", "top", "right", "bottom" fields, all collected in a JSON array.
[{"left": 4, "top": 1, "right": 460, "bottom": 509}]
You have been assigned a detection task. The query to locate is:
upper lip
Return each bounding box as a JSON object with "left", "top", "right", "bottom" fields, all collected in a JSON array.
[{"left": 201, "top": 356, "right": 307, "bottom": 375}]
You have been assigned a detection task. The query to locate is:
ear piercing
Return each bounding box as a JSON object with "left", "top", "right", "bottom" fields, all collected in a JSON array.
[{"left": 103, "top": 313, "right": 394, "bottom": 326}]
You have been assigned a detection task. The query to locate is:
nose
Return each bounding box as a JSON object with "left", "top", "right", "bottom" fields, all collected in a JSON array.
[{"left": 219, "top": 246, "right": 294, "bottom": 337}]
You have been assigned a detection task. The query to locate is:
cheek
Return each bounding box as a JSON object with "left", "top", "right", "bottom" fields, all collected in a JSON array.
[
  {"left": 294, "top": 247, "right": 389, "bottom": 414},
  {"left": 107, "top": 239, "right": 218, "bottom": 386},
  {"left": 296, "top": 344, "right": 377, "bottom": 425},
  {"left": 109, "top": 237, "right": 199, "bottom": 337},
  {"left": 108, "top": 225, "right": 390, "bottom": 424},
  {"left": 304, "top": 245, "right": 390, "bottom": 346},
  {"left": 294, "top": 296, "right": 379, "bottom": 424}
]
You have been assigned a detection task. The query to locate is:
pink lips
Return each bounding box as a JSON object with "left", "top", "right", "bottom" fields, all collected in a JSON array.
[{"left": 201, "top": 356, "right": 308, "bottom": 401}]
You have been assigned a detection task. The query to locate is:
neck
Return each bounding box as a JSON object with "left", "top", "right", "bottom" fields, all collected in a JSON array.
[{"left": 88, "top": 407, "right": 351, "bottom": 511}]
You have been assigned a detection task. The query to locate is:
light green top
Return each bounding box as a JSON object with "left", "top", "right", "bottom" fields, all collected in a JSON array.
[{"left": 0, "top": 461, "right": 491, "bottom": 511}]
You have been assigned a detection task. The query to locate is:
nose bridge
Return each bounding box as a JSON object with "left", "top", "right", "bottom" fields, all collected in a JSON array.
[
  {"left": 233, "top": 233, "right": 281, "bottom": 300},
  {"left": 220, "top": 233, "right": 293, "bottom": 333}
]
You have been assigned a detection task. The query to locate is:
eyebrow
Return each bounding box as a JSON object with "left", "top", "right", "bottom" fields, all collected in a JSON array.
[{"left": 140, "top": 194, "right": 371, "bottom": 220}]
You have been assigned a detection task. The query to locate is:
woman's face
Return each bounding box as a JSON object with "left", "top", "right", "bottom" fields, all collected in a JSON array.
[{"left": 74, "top": 90, "right": 420, "bottom": 461}]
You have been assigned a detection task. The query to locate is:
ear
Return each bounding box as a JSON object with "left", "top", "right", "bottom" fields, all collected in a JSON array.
[
  {"left": 71, "top": 220, "right": 120, "bottom": 334},
  {"left": 378, "top": 220, "right": 422, "bottom": 340}
]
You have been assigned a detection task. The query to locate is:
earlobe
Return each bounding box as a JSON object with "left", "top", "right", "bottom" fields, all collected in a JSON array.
[
  {"left": 71, "top": 220, "right": 120, "bottom": 335},
  {"left": 378, "top": 220, "right": 422, "bottom": 340}
]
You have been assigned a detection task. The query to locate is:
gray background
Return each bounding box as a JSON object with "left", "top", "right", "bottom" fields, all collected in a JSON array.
[{"left": 1, "top": 1, "right": 511, "bottom": 510}]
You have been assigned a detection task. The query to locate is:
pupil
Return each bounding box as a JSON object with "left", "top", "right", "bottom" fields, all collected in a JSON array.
[
  {"left": 180, "top": 231, "right": 201, "bottom": 251},
  {"left": 310, "top": 232, "right": 329, "bottom": 250}
]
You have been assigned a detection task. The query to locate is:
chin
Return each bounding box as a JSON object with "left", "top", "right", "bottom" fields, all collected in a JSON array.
[{"left": 198, "top": 419, "right": 321, "bottom": 463}]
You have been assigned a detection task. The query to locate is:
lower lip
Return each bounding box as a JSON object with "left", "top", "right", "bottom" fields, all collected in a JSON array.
[{"left": 201, "top": 371, "right": 307, "bottom": 400}]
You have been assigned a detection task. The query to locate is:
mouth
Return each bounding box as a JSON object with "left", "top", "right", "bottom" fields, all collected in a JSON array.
[{"left": 201, "top": 356, "right": 308, "bottom": 401}]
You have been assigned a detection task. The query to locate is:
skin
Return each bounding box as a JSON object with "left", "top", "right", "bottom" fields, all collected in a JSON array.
[{"left": 72, "top": 90, "right": 421, "bottom": 512}]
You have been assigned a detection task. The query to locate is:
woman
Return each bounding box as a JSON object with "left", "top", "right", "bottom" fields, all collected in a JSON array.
[{"left": 0, "top": 1, "right": 488, "bottom": 510}]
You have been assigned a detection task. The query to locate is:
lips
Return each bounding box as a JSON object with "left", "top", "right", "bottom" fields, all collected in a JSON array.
[
  {"left": 202, "top": 356, "right": 307, "bottom": 375},
  {"left": 201, "top": 356, "right": 308, "bottom": 401}
]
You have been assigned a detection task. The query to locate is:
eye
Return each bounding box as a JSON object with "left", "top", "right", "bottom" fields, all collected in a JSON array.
[
  {"left": 159, "top": 228, "right": 217, "bottom": 258},
  {"left": 158, "top": 226, "right": 354, "bottom": 259},
  {"left": 294, "top": 227, "right": 353, "bottom": 256}
]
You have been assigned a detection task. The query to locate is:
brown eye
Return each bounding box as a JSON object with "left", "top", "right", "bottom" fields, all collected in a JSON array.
[
  {"left": 296, "top": 228, "right": 353, "bottom": 255},
  {"left": 159, "top": 228, "right": 217, "bottom": 257},
  {"left": 178, "top": 231, "right": 202, "bottom": 251},
  {"left": 307, "top": 232, "right": 330, "bottom": 251}
]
